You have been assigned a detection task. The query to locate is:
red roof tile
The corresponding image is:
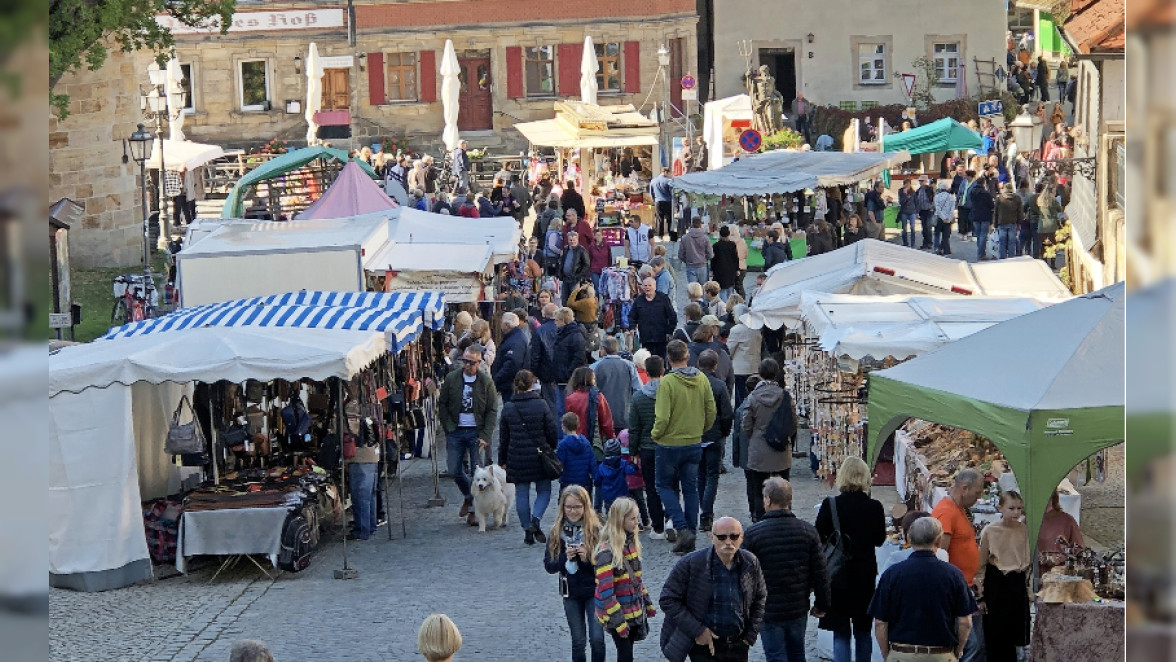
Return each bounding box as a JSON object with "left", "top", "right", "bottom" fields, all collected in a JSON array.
[{"left": 1063, "top": 0, "right": 1125, "bottom": 53}]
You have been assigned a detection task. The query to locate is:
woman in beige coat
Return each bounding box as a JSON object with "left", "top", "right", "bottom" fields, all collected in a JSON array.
[{"left": 739, "top": 358, "right": 794, "bottom": 522}]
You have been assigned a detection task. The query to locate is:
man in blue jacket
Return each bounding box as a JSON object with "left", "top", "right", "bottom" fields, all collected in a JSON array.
[
  {"left": 491, "top": 312, "right": 530, "bottom": 403},
  {"left": 649, "top": 167, "right": 675, "bottom": 239}
]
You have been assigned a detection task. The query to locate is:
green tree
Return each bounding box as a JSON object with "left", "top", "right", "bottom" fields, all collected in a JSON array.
[{"left": 50, "top": 0, "right": 235, "bottom": 118}]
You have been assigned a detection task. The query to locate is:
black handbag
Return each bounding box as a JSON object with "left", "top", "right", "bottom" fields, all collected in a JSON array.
[{"left": 822, "top": 496, "right": 854, "bottom": 580}]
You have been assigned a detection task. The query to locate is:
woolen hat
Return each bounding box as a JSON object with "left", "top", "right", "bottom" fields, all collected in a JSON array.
[{"left": 604, "top": 438, "right": 623, "bottom": 457}]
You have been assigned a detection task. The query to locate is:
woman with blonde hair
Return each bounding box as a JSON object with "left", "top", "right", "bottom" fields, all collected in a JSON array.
[
  {"left": 594, "top": 497, "right": 656, "bottom": 662},
  {"left": 545, "top": 485, "right": 605, "bottom": 662},
  {"left": 417, "top": 613, "right": 462, "bottom": 662},
  {"left": 470, "top": 318, "right": 496, "bottom": 370},
  {"left": 815, "top": 456, "right": 886, "bottom": 662}
]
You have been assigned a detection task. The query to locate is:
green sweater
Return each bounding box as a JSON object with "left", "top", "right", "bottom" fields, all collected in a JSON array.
[{"left": 651, "top": 368, "right": 716, "bottom": 447}]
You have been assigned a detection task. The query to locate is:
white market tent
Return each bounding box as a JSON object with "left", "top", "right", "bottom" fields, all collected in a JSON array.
[
  {"left": 746, "top": 240, "right": 1072, "bottom": 330},
  {"left": 49, "top": 326, "right": 388, "bottom": 591},
  {"left": 673, "top": 149, "right": 910, "bottom": 196},
  {"left": 146, "top": 139, "right": 225, "bottom": 171},
  {"left": 702, "top": 94, "right": 754, "bottom": 171},
  {"left": 798, "top": 291, "right": 1060, "bottom": 361},
  {"left": 514, "top": 101, "right": 661, "bottom": 149},
  {"left": 391, "top": 207, "right": 521, "bottom": 265}
]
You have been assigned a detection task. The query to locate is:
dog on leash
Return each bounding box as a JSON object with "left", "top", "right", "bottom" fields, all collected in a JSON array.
[{"left": 471, "top": 464, "right": 514, "bottom": 532}]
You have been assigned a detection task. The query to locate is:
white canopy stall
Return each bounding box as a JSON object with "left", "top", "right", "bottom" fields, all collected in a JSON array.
[
  {"left": 145, "top": 139, "right": 225, "bottom": 171},
  {"left": 747, "top": 240, "right": 1071, "bottom": 329},
  {"left": 673, "top": 150, "right": 910, "bottom": 196},
  {"left": 702, "top": 94, "right": 755, "bottom": 171}
]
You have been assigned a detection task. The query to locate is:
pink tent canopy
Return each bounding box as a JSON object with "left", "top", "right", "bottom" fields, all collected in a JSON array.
[{"left": 295, "top": 161, "right": 398, "bottom": 220}]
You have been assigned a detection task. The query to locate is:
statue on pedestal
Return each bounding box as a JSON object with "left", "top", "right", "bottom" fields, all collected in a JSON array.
[{"left": 746, "top": 65, "right": 784, "bottom": 135}]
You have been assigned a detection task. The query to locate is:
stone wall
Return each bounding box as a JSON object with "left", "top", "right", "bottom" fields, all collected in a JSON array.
[{"left": 49, "top": 48, "right": 153, "bottom": 268}]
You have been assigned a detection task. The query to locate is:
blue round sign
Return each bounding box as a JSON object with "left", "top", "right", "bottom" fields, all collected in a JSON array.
[
  {"left": 739, "top": 129, "right": 762, "bottom": 152},
  {"left": 681, "top": 75, "right": 696, "bottom": 90}
]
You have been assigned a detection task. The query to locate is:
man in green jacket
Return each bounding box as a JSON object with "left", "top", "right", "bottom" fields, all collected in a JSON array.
[
  {"left": 437, "top": 344, "right": 500, "bottom": 526},
  {"left": 652, "top": 340, "right": 716, "bottom": 555}
]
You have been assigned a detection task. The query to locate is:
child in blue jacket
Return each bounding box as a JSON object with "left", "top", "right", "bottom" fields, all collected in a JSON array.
[
  {"left": 594, "top": 438, "right": 637, "bottom": 512},
  {"left": 556, "top": 412, "right": 596, "bottom": 496}
]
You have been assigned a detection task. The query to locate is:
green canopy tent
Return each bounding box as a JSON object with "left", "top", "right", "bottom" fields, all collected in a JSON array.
[
  {"left": 222, "top": 146, "right": 379, "bottom": 218},
  {"left": 866, "top": 282, "right": 1124, "bottom": 545},
  {"left": 880, "top": 117, "right": 982, "bottom": 156}
]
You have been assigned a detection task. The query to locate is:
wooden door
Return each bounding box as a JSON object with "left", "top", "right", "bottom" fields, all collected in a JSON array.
[
  {"left": 321, "top": 69, "right": 350, "bottom": 110},
  {"left": 457, "top": 57, "right": 493, "bottom": 130}
]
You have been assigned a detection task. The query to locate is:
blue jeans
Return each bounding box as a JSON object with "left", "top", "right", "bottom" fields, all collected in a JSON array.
[
  {"left": 899, "top": 212, "right": 918, "bottom": 247},
  {"left": 832, "top": 622, "right": 873, "bottom": 662},
  {"left": 974, "top": 220, "right": 991, "bottom": 259},
  {"left": 961, "top": 613, "right": 985, "bottom": 662},
  {"left": 997, "top": 223, "right": 1017, "bottom": 259},
  {"left": 556, "top": 383, "right": 568, "bottom": 417},
  {"left": 685, "top": 265, "right": 708, "bottom": 286},
  {"left": 515, "top": 480, "right": 552, "bottom": 529},
  {"left": 654, "top": 443, "right": 702, "bottom": 533},
  {"left": 563, "top": 595, "right": 606, "bottom": 662},
  {"left": 446, "top": 428, "right": 481, "bottom": 505},
  {"left": 348, "top": 462, "right": 378, "bottom": 539},
  {"left": 697, "top": 442, "right": 722, "bottom": 520},
  {"left": 761, "top": 616, "right": 808, "bottom": 662}
]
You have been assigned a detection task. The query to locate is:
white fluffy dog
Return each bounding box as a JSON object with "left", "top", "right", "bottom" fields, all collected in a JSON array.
[{"left": 471, "top": 464, "right": 513, "bottom": 532}]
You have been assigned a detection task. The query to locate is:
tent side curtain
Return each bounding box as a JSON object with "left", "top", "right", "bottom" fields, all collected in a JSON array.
[
  {"left": 866, "top": 374, "right": 1125, "bottom": 549},
  {"left": 223, "top": 147, "right": 378, "bottom": 217},
  {"left": 880, "top": 118, "right": 982, "bottom": 155},
  {"left": 672, "top": 149, "right": 910, "bottom": 196}
]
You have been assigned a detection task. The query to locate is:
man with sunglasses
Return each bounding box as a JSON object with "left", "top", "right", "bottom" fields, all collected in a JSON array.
[
  {"left": 438, "top": 345, "right": 499, "bottom": 526},
  {"left": 659, "top": 517, "right": 767, "bottom": 662}
]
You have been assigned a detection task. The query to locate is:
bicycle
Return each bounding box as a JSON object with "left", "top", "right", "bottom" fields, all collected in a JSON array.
[{"left": 110, "top": 273, "right": 159, "bottom": 328}]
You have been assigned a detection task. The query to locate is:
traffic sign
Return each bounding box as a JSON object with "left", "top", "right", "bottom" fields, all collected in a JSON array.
[
  {"left": 49, "top": 313, "right": 72, "bottom": 329},
  {"left": 739, "top": 129, "right": 762, "bottom": 152},
  {"left": 682, "top": 88, "right": 698, "bottom": 101},
  {"left": 681, "top": 74, "right": 696, "bottom": 90},
  {"left": 901, "top": 73, "right": 916, "bottom": 97},
  {"left": 978, "top": 99, "right": 1004, "bottom": 117}
]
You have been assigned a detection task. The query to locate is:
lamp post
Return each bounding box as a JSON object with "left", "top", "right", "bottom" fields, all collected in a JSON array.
[
  {"left": 657, "top": 45, "right": 671, "bottom": 169},
  {"left": 1009, "top": 108, "right": 1043, "bottom": 156},
  {"left": 128, "top": 124, "right": 155, "bottom": 282},
  {"left": 141, "top": 61, "right": 188, "bottom": 245}
]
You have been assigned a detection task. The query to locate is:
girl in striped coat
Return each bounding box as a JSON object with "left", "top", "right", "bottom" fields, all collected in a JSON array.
[{"left": 594, "top": 497, "right": 657, "bottom": 662}]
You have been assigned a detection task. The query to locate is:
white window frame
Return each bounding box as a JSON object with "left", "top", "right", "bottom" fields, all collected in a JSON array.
[
  {"left": 238, "top": 59, "right": 271, "bottom": 112},
  {"left": 179, "top": 63, "right": 196, "bottom": 114},
  {"left": 858, "top": 43, "right": 887, "bottom": 85},
  {"left": 933, "top": 42, "right": 960, "bottom": 83}
]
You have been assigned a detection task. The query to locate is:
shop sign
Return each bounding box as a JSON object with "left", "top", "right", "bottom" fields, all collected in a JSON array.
[
  {"left": 978, "top": 99, "right": 1004, "bottom": 117},
  {"left": 156, "top": 9, "right": 345, "bottom": 35},
  {"left": 318, "top": 55, "right": 355, "bottom": 69},
  {"left": 383, "top": 270, "right": 485, "bottom": 303}
]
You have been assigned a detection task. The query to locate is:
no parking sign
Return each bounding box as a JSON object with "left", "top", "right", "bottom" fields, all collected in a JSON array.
[{"left": 739, "top": 129, "right": 762, "bottom": 152}]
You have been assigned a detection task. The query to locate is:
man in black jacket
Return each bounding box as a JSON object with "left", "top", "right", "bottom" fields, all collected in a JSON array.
[
  {"left": 558, "top": 231, "right": 591, "bottom": 305},
  {"left": 710, "top": 225, "right": 741, "bottom": 299},
  {"left": 761, "top": 230, "right": 790, "bottom": 272},
  {"left": 697, "top": 350, "right": 734, "bottom": 534},
  {"left": 630, "top": 277, "right": 676, "bottom": 360},
  {"left": 529, "top": 303, "right": 560, "bottom": 414},
  {"left": 660, "top": 516, "right": 767, "bottom": 662},
  {"left": 552, "top": 307, "right": 587, "bottom": 415},
  {"left": 491, "top": 312, "right": 530, "bottom": 403},
  {"left": 560, "top": 180, "right": 587, "bottom": 222},
  {"left": 743, "top": 477, "right": 831, "bottom": 662}
]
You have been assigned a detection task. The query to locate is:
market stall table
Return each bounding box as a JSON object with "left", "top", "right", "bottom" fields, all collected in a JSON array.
[
  {"left": 1029, "top": 599, "right": 1125, "bottom": 662},
  {"left": 176, "top": 506, "right": 292, "bottom": 575}
]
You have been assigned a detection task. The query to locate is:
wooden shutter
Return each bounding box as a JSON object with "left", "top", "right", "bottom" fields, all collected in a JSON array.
[
  {"left": 623, "top": 41, "right": 641, "bottom": 93},
  {"left": 557, "top": 42, "right": 583, "bottom": 97},
  {"left": 418, "top": 50, "right": 437, "bottom": 103},
  {"left": 367, "top": 52, "right": 385, "bottom": 106},
  {"left": 506, "top": 46, "right": 524, "bottom": 98}
]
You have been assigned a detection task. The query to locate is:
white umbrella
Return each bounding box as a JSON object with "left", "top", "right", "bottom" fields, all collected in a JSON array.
[
  {"left": 580, "top": 35, "right": 599, "bottom": 105},
  {"left": 441, "top": 39, "right": 461, "bottom": 152},
  {"left": 165, "top": 55, "right": 186, "bottom": 141},
  {"left": 305, "top": 43, "right": 325, "bottom": 146}
]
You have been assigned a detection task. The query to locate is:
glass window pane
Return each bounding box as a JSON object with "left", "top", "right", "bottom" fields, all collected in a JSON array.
[
  {"left": 607, "top": 43, "right": 619, "bottom": 56},
  {"left": 241, "top": 61, "right": 267, "bottom": 107}
]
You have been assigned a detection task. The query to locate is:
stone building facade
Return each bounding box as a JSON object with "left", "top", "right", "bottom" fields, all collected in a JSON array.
[
  {"left": 166, "top": 0, "right": 698, "bottom": 152},
  {"left": 49, "top": 48, "right": 155, "bottom": 268}
]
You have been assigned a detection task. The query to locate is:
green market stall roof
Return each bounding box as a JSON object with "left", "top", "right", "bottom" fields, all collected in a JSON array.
[
  {"left": 879, "top": 117, "right": 982, "bottom": 155},
  {"left": 223, "top": 146, "right": 378, "bottom": 218},
  {"left": 866, "top": 282, "right": 1125, "bottom": 545}
]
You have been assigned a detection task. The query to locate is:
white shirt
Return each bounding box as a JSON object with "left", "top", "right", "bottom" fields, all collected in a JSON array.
[{"left": 626, "top": 224, "right": 652, "bottom": 261}]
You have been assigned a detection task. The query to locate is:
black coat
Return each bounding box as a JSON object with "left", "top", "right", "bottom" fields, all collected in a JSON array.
[
  {"left": 808, "top": 229, "right": 834, "bottom": 256},
  {"left": 630, "top": 292, "right": 676, "bottom": 347},
  {"left": 762, "top": 240, "right": 790, "bottom": 271},
  {"left": 702, "top": 372, "right": 734, "bottom": 444},
  {"left": 710, "top": 239, "right": 741, "bottom": 289},
  {"left": 558, "top": 245, "right": 591, "bottom": 282},
  {"left": 560, "top": 190, "right": 586, "bottom": 221},
  {"left": 491, "top": 326, "right": 531, "bottom": 396},
  {"left": 529, "top": 318, "right": 559, "bottom": 383},
  {"left": 814, "top": 490, "right": 887, "bottom": 629},
  {"left": 553, "top": 322, "right": 588, "bottom": 384},
  {"left": 743, "top": 509, "right": 832, "bottom": 621},
  {"left": 659, "top": 548, "right": 768, "bottom": 662},
  {"left": 497, "top": 391, "right": 559, "bottom": 484}
]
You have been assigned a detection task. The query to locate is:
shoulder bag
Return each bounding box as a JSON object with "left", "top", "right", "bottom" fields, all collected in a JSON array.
[
  {"left": 165, "top": 395, "right": 205, "bottom": 455},
  {"left": 515, "top": 406, "right": 563, "bottom": 480},
  {"left": 822, "top": 496, "right": 854, "bottom": 580}
]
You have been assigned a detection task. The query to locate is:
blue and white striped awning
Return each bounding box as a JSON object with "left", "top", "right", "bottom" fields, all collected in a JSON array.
[{"left": 101, "top": 290, "right": 446, "bottom": 351}]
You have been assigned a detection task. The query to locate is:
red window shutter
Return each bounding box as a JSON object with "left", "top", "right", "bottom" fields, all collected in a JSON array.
[
  {"left": 367, "top": 52, "right": 385, "bottom": 105},
  {"left": 418, "top": 50, "right": 437, "bottom": 103},
  {"left": 558, "top": 43, "right": 583, "bottom": 97},
  {"left": 623, "top": 41, "right": 641, "bottom": 93},
  {"left": 506, "top": 46, "right": 524, "bottom": 98}
]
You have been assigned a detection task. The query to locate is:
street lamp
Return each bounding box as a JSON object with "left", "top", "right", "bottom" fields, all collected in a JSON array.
[
  {"left": 657, "top": 45, "right": 671, "bottom": 171},
  {"left": 128, "top": 124, "right": 155, "bottom": 281},
  {"left": 140, "top": 58, "right": 189, "bottom": 246},
  {"left": 1009, "top": 109, "right": 1043, "bottom": 155}
]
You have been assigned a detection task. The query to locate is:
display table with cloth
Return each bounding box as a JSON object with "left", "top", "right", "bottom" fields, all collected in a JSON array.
[
  {"left": 1029, "top": 599, "right": 1125, "bottom": 662},
  {"left": 709, "top": 236, "right": 809, "bottom": 271},
  {"left": 176, "top": 506, "right": 291, "bottom": 574}
]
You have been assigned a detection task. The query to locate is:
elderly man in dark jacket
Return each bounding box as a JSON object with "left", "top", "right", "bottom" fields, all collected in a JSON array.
[
  {"left": 660, "top": 516, "right": 767, "bottom": 662},
  {"left": 552, "top": 307, "right": 588, "bottom": 414},
  {"left": 491, "top": 311, "right": 530, "bottom": 403},
  {"left": 630, "top": 276, "right": 676, "bottom": 359},
  {"left": 743, "top": 477, "right": 831, "bottom": 662},
  {"left": 558, "top": 231, "right": 592, "bottom": 305}
]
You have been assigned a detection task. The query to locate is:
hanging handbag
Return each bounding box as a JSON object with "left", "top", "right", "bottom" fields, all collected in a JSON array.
[
  {"left": 821, "top": 496, "right": 854, "bottom": 580},
  {"left": 165, "top": 395, "right": 205, "bottom": 455}
]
